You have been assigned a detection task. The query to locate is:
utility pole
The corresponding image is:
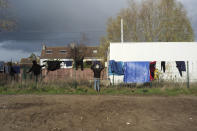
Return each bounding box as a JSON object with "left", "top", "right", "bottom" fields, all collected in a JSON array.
[
  {"left": 121, "top": 18, "right": 124, "bottom": 43},
  {"left": 187, "top": 61, "right": 190, "bottom": 88},
  {"left": 74, "top": 46, "right": 77, "bottom": 89}
]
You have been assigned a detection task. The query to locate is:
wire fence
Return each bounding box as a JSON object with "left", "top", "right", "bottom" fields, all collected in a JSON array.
[
  {"left": 0, "top": 67, "right": 108, "bottom": 88},
  {"left": 0, "top": 68, "right": 195, "bottom": 89},
  {"left": 1, "top": 61, "right": 197, "bottom": 89}
]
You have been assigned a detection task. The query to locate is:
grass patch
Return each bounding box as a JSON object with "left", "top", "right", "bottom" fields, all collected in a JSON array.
[{"left": 0, "top": 81, "right": 197, "bottom": 96}]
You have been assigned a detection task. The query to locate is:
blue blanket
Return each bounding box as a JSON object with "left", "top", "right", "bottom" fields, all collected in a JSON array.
[{"left": 124, "top": 62, "right": 150, "bottom": 83}]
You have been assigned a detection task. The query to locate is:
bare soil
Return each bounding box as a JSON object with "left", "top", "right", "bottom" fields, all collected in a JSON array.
[{"left": 0, "top": 95, "right": 197, "bottom": 131}]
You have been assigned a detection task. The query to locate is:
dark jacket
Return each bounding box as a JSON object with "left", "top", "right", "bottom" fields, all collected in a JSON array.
[
  {"left": 46, "top": 61, "right": 62, "bottom": 71},
  {"left": 10, "top": 66, "right": 17, "bottom": 76},
  {"left": 91, "top": 63, "right": 104, "bottom": 78},
  {"left": 28, "top": 64, "right": 42, "bottom": 76}
]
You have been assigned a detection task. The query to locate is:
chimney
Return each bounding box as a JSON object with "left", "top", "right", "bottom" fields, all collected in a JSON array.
[
  {"left": 70, "top": 43, "right": 76, "bottom": 49},
  {"left": 42, "top": 44, "right": 46, "bottom": 50}
]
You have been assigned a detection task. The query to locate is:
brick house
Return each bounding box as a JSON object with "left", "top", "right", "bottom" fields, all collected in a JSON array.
[
  {"left": 40, "top": 44, "right": 103, "bottom": 68},
  {"left": 39, "top": 44, "right": 107, "bottom": 82},
  {"left": 20, "top": 58, "right": 33, "bottom": 67}
]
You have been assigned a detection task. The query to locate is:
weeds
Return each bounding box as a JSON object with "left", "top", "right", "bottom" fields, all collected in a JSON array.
[{"left": 0, "top": 80, "right": 197, "bottom": 96}]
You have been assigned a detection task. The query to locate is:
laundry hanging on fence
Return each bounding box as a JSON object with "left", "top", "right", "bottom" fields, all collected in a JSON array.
[
  {"left": 44, "top": 61, "right": 63, "bottom": 71},
  {"left": 109, "top": 60, "right": 124, "bottom": 76},
  {"left": 7, "top": 65, "right": 18, "bottom": 76},
  {"left": 154, "top": 68, "right": 159, "bottom": 80},
  {"left": 161, "top": 61, "right": 166, "bottom": 73},
  {"left": 150, "top": 61, "right": 156, "bottom": 81},
  {"left": 75, "top": 58, "right": 84, "bottom": 71},
  {"left": 176, "top": 61, "right": 186, "bottom": 77},
  {"left": 12, "top": 66, "right": 20, "bottom": 74},
  {"left": 4, "top": 66, "right": 9, "bottom": 74},
  {"left": 4, "top": 65, "right": 17, "bottom": 75},
  {"left": 0, "top": 61, "right": 4, "bottom": 72},
  {"left": 124, "top": 62, "right": 150, "bottom": 83}
]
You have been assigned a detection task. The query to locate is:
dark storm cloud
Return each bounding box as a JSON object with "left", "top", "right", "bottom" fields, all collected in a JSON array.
[
  {"left": 0, "top": 0, "right": 197, "bottom": 57},
  {"left": 0, "top": 32, "right": 104, "bottom": 53},
  {"left": 10, "top": 0, "right": 127, "bottom": 32},
  {"left": 0, "top": 0, "right": 127, "bottom": 53}
]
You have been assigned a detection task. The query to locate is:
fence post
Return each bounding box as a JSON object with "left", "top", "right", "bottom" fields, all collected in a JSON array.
[
  {"left": 187, "top": 61, "right": 190, "bottom": 88},
  {"left": 74, "top": 69, "right": 77, "bottom": 88},
  {"left": 113, "top": 73, "right": 114, "bottom": 86}
]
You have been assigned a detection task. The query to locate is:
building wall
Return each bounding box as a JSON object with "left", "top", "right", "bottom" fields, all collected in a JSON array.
[{"left": 110, "top": 42, "right": 197, "bottom": 61}]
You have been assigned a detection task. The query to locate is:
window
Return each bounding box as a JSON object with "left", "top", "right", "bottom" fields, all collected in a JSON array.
[
  {"left": 93, "top": 50, "right": 98, "bottom": 54},
  {"left": 59, "top": 50, "right": 67, "bottom": 54},
  {"left": 46, "top": 50, "right": 52, "bottom": 54}
]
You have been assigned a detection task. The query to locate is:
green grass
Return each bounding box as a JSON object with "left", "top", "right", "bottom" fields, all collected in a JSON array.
[
  {"left": 100, "top": 87, "right": 197, "bottom": 96},
  {"left": 0, "top": 81, "right": 197, "bottom": 96}
]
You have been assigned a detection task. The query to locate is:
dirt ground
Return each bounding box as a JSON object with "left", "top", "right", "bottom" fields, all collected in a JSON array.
[{"left": 0, "top": 95, "right": 197, "bottom": 131}]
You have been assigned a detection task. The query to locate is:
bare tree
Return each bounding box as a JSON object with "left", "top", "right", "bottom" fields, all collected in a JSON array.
[
  {"left": 68, "top": 42, "right": 87, "bottom": 70},
  {"left": 68, "top": 33, "right": 90, "bottom": 62},
  {"left": 0, "top": 0, "right": 16, "bottom": 32},
  {"left": 79, "top": 32, "right": 89, "bottom": 45}
]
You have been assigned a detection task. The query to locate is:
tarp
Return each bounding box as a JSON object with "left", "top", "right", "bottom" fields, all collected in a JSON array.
[{"left": 124, "top": 62, "right": 150, "bottom": 83}]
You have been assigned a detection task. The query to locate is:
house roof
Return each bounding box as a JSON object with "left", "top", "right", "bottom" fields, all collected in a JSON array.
[
  {"left": 84, "top": 46, "right": 100, "bottom": 58},
  {"left": 40, "top": 45, "right": 100, "bottom": 59},
  {"left": 20, "top": 58, "right": 33, "bottom": 65},
  {"left": 40, "top": 46, "right": 71, "bottom": 59}
]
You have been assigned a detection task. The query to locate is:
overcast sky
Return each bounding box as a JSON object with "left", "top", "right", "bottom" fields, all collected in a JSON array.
[{"left": 0, "top": 0, "right": 197, "bottom": 61}]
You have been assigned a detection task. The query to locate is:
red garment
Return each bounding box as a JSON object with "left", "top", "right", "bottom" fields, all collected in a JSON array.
[{"left": 150, "top": 61, "right": 156, "bottom": 81}]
